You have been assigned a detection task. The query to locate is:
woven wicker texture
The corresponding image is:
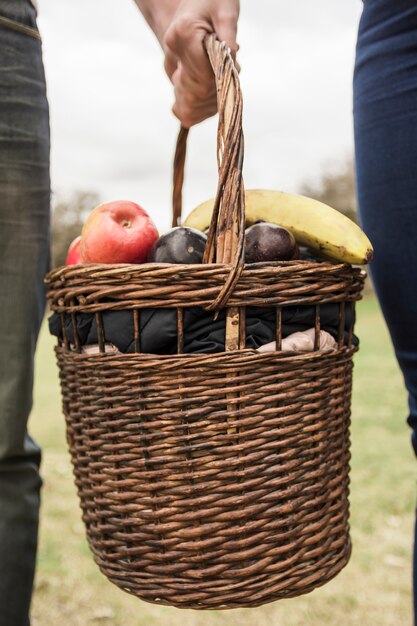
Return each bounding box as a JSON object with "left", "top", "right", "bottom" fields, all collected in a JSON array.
[
  {"left": 57, "top": 348, "right": 353, "bottom": 609},
  {"left": 46, "top": 35, "right": 366, "bottom": 609},
  {"left": 46, "top": 262, "right": 364, "bottom": 313}
]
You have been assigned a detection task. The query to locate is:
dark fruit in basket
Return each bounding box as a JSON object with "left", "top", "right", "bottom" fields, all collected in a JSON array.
[
  {"left": 291, "top": 243, "right": 301, "bottom": 260},
  {"left": 299, "top": 246, "right": 324, "bottom": 262},
  {"left": 147, "top": 227, "right": 207, "bottom": 264},
  {"left": 245, "top": 222, "right": 298, "bottom": 263}
]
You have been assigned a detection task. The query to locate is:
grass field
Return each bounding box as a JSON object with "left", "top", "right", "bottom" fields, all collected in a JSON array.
[{"left": 30, "top": 297, "right": 416, "bottom": 626}]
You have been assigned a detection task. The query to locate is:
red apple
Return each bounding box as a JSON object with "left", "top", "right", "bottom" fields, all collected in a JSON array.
[
  {"left": 65, "top": 235, "right": 82, "bottom": 265},
  {"left": 80, "top": 200, "right": 159, "bottom": 264}
]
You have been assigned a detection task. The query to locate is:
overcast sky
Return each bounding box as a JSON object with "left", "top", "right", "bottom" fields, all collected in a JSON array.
[{"left": 37, "top": 0, "right": 363, "bottom": 232}]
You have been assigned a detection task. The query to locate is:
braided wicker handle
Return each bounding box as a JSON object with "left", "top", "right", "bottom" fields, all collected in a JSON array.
[{"left": 172, "top": 34, "right": 245, "bottom": 312}]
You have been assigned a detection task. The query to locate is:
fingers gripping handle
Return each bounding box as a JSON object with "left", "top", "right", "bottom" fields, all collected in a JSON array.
[{"left": 172, "top": 34, "right": 245, "bottom": 312}]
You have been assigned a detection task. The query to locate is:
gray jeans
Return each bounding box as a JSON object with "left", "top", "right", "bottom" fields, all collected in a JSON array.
[{"left": 0, "top": 1, "right": 50, "bottom": 624}]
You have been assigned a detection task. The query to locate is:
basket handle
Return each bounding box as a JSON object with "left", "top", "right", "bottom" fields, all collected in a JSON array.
[{"left": 172, "top": 34, "right": 245, "bottom": 312}]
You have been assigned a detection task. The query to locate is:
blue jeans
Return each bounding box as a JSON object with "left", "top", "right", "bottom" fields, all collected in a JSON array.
[
  {"left": 0, "top": 1, "right": 50, "bottom": 625},
  {"left": 354, "top": 0, "right": 417, "bottom": 621}
]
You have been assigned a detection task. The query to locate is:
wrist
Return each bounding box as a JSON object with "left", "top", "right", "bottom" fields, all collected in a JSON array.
[{"left": 134, "top": 0, "right": 179, "bottom": 44}]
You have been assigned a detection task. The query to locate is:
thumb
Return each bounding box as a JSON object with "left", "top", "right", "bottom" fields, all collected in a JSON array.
[{"left": 212, "top": 11, "right": 239, "bottom": 60}]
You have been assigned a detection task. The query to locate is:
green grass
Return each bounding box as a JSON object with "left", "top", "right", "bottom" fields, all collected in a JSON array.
[{"left": 30, "top": 297, "right": 415, "bottom": 625}]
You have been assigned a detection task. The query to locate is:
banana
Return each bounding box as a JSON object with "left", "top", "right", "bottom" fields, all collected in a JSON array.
[{"left": 184, "top": 189, "right": 373, "bottom": 264}]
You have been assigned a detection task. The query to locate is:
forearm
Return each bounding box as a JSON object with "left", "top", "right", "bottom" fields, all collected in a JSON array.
[{"left": 133, "top": 0, "right": 179, "bottom": 43}]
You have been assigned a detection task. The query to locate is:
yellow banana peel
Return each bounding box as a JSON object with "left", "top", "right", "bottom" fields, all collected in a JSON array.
[{"left": 184, "top": 189, "right": 373, "bottom": 265}]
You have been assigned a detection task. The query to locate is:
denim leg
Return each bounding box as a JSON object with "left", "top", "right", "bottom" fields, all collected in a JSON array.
[
  {"left": 354, "top": 1, "right": 417, "bottom": 622},
  {"left": 0, "top": 2, "right": 50, "bottom": 625}
]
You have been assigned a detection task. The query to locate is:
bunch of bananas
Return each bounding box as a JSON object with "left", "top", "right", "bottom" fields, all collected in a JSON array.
[{"left": 184, "top": 189, "right": 373, "bottom": 265}]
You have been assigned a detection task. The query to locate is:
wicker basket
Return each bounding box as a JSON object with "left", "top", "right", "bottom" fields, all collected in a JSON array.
[{"left": 45, "top": 35, "right": 366, "bottom": 610}]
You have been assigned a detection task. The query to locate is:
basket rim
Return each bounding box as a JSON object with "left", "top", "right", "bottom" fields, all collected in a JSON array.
[
  {"left": 45, "top": 259, "right": 363, "bottom": 284},
  {"left": 45, "top": 260, "right": 365, "bottom": 314}
]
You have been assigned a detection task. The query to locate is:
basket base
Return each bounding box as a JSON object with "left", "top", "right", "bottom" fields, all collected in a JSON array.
[{"left": 95, "top": 539, "right": 351, "bottom": 610}]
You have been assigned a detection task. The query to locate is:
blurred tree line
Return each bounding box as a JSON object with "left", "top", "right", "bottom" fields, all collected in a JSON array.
[
  {"left": 299, "top": 158, "right": 357, "bottom": 223},
  {"left": 51, "top": 191, "right": 100, "bottom": 267}
]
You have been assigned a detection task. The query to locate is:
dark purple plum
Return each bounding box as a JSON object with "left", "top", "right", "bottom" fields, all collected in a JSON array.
[
  {"left": 291, "top": 243, "right": 301, "bottom": 260},
  {"left": 147, "top": 227, "right": 207, "bottom": 264},
  {"left": 298, "top": 246, "right": 325, "bottom": 262},
  {"left": 244, "top": 222, "right": 298, "bottom": 263}
]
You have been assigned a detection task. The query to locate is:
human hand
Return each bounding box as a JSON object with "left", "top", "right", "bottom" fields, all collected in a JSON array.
[{"left": 162, "top": 0, "right": 240, "bottom": 128}]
